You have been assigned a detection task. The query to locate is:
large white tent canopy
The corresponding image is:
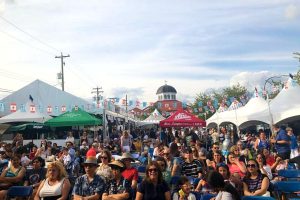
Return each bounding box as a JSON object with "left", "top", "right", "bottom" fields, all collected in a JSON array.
[
  {"left": 206, "top": 78, "right": 300, "bottom": 129},
  {"left": 138, "top": 109, "right": 165, "bottom": 126}
]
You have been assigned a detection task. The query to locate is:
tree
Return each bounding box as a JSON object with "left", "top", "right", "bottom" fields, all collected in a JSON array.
[{"left": 191, "top": 84, "right": 248, "bottom": 120}]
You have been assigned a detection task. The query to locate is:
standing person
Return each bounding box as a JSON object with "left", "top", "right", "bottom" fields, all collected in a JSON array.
[
  {"left": 73, "top": 156, "right": 105, "bottom": 200},
  {"left": 80, "top": 131, "right": 89, "bottom": 145},
  {"left": 286, "top": 127, "right": 299, "bottom": 159},
  {"left": 120, "top": 130, "right": 132, "bottom": 153},
  {"left": 271, "top": 125, "right": 291, "bottom": 160},
  {"left": 65, "top": 131, "right": 75, "bottom": 145},
  {"left": 34, "top": 161, "right": 71, "bottom": 200},
  {"left": 254, "top": 130, "right": 270, "bottom": 153},
  {"left": 136, "top": 161, "right": 171, "bottom": 200}
]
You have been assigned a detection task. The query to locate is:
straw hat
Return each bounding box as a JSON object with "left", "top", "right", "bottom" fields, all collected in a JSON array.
[
  {"left": 84, "top": 156, "right": 99, "bottom": 166},
  {"left": 108, "top": 160, "right": 125, "bottom": 171},
  {"left": 120, "top": 152, "right": 135, "bottom": 162}
]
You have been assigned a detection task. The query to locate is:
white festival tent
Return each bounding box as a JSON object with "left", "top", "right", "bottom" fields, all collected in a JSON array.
[
  {"left": 138, "top": 109, "right": 165, "bottom": 126},
  {"left": 269, "top": 78, "right": 300, "bottom": 124},
  {"left": 0, "top": 101, "right": 52, "bottom": 123},
  {"left": 206, "top": 90, "right": 269, "bottom": 128}
]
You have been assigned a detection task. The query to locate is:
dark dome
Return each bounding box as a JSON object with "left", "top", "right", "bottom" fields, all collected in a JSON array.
[{"left": 156, "top": 84, "right": 177, "bottom": 94}]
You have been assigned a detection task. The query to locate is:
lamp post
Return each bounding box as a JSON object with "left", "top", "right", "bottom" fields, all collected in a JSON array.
[{"left": 263, "top": 74, "right": 290, "bottom": 138}]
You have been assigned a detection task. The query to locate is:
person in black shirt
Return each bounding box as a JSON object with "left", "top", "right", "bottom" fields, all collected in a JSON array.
[{"left": 136, "top": 161, "right": 171, "bottom": 200}]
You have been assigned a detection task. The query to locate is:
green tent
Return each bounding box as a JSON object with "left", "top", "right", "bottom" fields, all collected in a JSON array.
[
  {"left": 45, "top": 108, "right": 102, "bottom": 127},
  {"left": 9, "top": 122, "right": 51, "bottom": 132}
]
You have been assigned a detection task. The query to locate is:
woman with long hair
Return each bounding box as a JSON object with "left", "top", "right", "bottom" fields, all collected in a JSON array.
[
  {"left": 242, "top": 159, "right": 270, "bottom": 197},
  {"left": 136, "top": 161, "right": 171, "bottom": 200},
  {"left": 96, "top": 150, "right": 113, "bottom": 182},
  {"left": 256, "top": 153, "right": 272, "bottom": 180},
  {"left": 34, "top": 161, "right": 71, "bottom": 200},
  {"left": 207, "top": 150, "right": 224, "bottom": 170}
]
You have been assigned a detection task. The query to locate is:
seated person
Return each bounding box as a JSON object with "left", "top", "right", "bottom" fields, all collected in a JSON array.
[
  {"left": 0, "top": 154, "right": 26, "bottom": 199},
  {"left": 35, "top": 161, "right": 71, "bottom": 200},
  {"left": 73, "top": 156, "right": 105, "bottom": 200},
  {"left": 173, "top": 176, "right": 196, "bottom": 200},
  {"left": 103, "top": 160, "right": 131, "bottom": 200},
  {"left": 24, "top": 157, "right": 47, "bottom": 198},
  {"left": 243, "top": 159, "right": 270, "bottom": 197}
]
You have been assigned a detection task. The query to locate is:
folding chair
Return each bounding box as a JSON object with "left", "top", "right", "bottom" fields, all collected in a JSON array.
[
  {"left": 137, "top": 165, "right": 146, "bottom": 173},
  {"left": 274, "top": 181, "right": 300, "bottom": 200},
  {"left": 6, "top": 186, "right": 33, "bottom": 200},
  {"left": 200, "top": 193, "right": 216, "bottom": 200},
  {"left": 278, "top": 170, "right": 300, "bottom": 180},
  {"left": 242, "top": 196, "right": 275, "bottom": 200}
]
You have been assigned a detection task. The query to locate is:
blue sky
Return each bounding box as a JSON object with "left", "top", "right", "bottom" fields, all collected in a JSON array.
[{"left": 0, "top": 0, "right": 299, "bottom": 104}]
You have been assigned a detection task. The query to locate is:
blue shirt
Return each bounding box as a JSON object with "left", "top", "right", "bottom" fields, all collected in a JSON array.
[
  {"left": 73, "top": 174, "right": 105, "bottom": 197},
  {"left": 275, "top": 129, "right": 291, "bottom": 153},
  {"left": 290, "top": 134, "right": 298, "bottom": 150}
]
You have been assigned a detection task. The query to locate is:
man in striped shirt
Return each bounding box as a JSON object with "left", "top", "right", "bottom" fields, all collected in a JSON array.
[{"left": 181, "top": 147, "right": 202, "bottom": 178}]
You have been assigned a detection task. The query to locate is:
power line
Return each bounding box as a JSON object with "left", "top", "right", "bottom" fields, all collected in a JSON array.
[
  {"left": 0, "top": 15, "right": 60, "bottom": 53},
  {"left": 0, "top": 29, "right": 55, "bottom": 56}
]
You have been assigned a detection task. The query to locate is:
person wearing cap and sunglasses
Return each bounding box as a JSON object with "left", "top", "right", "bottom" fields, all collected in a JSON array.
[
  {"left": 102, "top": 160, "right": 131, "bottom": 200},
  {"left": 136, "top": 161, "right": 171, "bottom": 200},
  {"left": 73, "top": 156, "right": 105, "bottom": 200}
]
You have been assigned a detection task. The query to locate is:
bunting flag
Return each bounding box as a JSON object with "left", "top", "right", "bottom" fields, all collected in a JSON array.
[
  {"left": 207, "top": 101, "right": 212, "bottom": 106},
  {"left": 150, "top": 102, "right": 154, "bottom": 106},
  {"left": 182, "top": 102, "right": 187, "bottom": 108},
  {"left": 0, "top": 102, "right": 4, "bottom": 112},
  {"left": 129, "top": 100, "right": 133, "bottom": 106},
  {"left": 142, "top": 102, "right": 147, "bottom": 107},
  {"left": 194, "top": 108, "right": 198, "bottom": 113},
  {"left": 10, "top": 103, "right": 17, "bottom": 112},
  {"left": 20, "top": 104, "right": 26, "bottom": 112},
  {"left": 198, "top": 101, "right": 203, "bottom": 107},
  {"left": 136, "top": 100, "right": 140, "bottom": 107},
  {"left": 198, "top": 107, "right": 203, "bottom": 112},
  {"left": 61, "top": 105, "right": 66, "bottom": 112},
  {"left": 203, "top": 106, "right": 208, "bottom": 111},
  {"left": 29, "top": 104, "right": 36, "bottom": 113},
  {"left": 47, "top": 106, "right": 52, "bottom": 113},
  {"left": 55, "top": 106, "right": 59, "bottom": 113},
  {"left": 38, "top": 105, "right": 43, "bottom": 113}
]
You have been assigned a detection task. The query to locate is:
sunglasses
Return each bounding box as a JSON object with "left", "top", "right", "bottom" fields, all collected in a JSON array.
[
  {"left": 246, "top": 164, "right": 257, "bottom": 168},
  {"left": 148, "top": 168, "right": 158, "bottom": 173}
]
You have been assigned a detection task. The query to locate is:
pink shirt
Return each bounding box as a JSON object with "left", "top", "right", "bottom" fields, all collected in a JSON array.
[{"left": 228, "top": 162, "right": 245, "bottom": 178}]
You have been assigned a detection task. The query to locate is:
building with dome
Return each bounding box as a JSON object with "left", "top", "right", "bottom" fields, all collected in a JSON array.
[{"left": 154, "top": 83, "right": 183, "bottom": 117}]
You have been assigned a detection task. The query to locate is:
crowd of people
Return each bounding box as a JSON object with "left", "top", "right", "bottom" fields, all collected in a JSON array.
[{"left": 0, "top": 124, "right": 299, "bottom": 200}]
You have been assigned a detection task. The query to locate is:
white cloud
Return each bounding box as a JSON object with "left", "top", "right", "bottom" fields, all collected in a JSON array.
[{"left": 285, "top": 4, "right": 299, "bottom": 20}]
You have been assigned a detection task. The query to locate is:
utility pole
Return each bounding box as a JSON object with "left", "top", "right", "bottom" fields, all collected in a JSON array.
[
  {"left": 91, "top": 86, "right": 103, "bottom": 105},
  {"left": 55, "top": 52, "right": 70, "bottom": 91}
]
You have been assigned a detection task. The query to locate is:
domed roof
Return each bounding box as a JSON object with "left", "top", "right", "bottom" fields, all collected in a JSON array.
[{"left": 156, "top": 84, "right": 177, "bottom": 94}]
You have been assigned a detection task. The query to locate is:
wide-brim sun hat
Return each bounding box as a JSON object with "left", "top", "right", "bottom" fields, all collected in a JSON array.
[
  {"left": 108, "top": 160, "right": 125, "bottom": 171},
  {"left": 120, "top": 152, "right": 135, "bottom": 162},
  {"left": 84, "top": 156, "right": 99, "bottom": 166}
]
